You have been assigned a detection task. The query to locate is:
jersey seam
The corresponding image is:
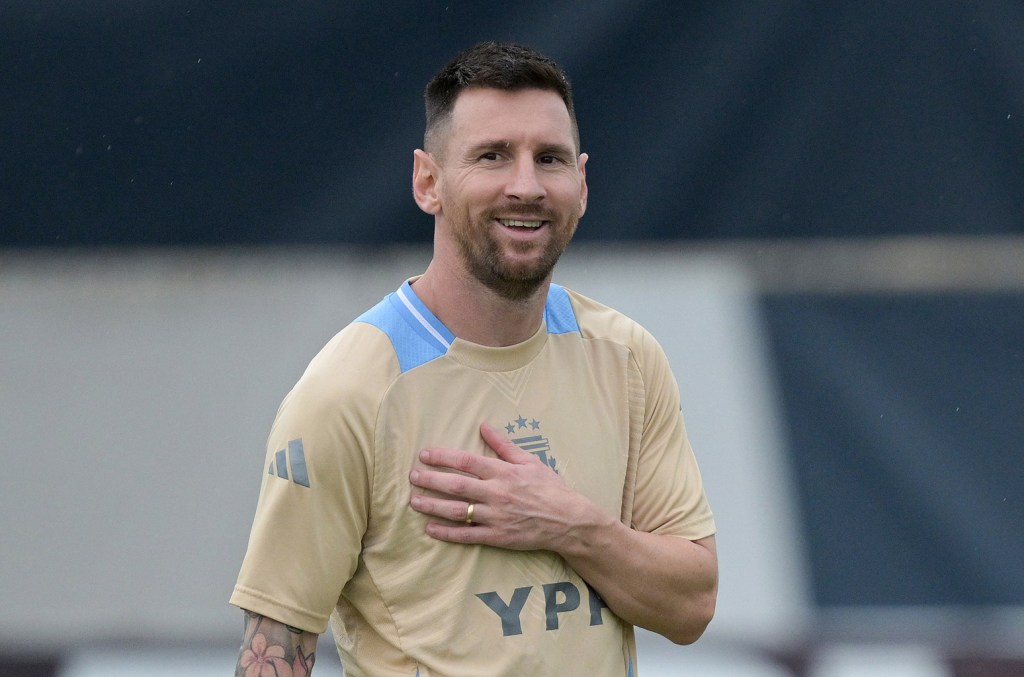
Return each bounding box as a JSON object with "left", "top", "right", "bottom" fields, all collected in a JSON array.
[
  {"left": 232, "top": 584, "right": 326, "bottom": 631},
  {"left": 366, "top": 356, "right": 418, "bottom": 667}
]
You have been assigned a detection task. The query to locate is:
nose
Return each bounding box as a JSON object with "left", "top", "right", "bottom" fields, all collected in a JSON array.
[{"left": 505, "top": 157, "right": 545, "bottom": 203}]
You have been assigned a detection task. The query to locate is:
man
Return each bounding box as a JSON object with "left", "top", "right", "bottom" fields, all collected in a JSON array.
[{"left": 232, "top": 41, "right": 717, "bottom": 676}]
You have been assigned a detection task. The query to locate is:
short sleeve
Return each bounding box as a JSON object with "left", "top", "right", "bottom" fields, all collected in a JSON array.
[
  {"left": 628, "top": 329, "right": 716, "bottom": 540},
  {"left": 230, "top": 324, "right": 398, "bottom": 633}
]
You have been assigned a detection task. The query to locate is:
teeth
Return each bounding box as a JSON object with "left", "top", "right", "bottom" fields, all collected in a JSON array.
[{"left": 498, "top": 218, "right": 543, "bottom": 229}]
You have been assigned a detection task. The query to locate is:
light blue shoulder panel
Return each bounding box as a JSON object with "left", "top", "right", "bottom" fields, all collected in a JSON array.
[
  {"left": 354, "top": 281, "right": 455, "bottom": 374},
  {"left": 545, "top": 283, "right": 581, "bottom": 335}
]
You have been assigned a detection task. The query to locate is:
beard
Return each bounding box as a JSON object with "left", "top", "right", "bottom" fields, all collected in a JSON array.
[{"left": 452, "top": 203, "right": 580, "bottom": 302}]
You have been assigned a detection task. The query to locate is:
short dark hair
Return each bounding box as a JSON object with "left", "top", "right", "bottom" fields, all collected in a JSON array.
[{"left": 423, "top": 41, "right": 580, "bottom": 154}]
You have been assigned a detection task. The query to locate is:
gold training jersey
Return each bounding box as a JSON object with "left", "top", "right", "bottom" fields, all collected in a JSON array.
[{"left": 231, "top": 280, "right": 716, "bottom": 677}]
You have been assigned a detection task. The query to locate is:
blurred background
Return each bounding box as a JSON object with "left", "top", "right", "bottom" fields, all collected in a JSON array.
[{"left": 2, "top": 2, "right": 1022, "bottom": 675}]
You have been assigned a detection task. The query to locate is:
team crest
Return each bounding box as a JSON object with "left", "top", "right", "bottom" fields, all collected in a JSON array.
[{"left": 504, "top": 415, "right": 558, "bottom": 473}]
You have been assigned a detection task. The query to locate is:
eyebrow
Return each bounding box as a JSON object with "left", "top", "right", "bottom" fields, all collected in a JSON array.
[
  {"left": 466, "top": 139, "right": 576, "bottom": 158},
  {"left": 465, "top": 139, "right": 511, "bottom": 155}
]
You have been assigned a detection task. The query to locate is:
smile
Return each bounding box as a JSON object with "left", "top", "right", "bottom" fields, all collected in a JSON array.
[{"left": 497, "top": 218, "right": 544, "bottom": 229}]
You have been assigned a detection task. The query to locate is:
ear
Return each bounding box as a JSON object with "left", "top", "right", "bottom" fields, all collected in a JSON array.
[
  {"left": 577, "top": 152, "right": 589, "bottom": 217},
  {"left": 412, "top": 149, "right": 442, "bottom": 215}
]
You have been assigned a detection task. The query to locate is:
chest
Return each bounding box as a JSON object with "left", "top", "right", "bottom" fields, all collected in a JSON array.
[{"left": 374, "top": 337, "right": 634, "bottom": 518}]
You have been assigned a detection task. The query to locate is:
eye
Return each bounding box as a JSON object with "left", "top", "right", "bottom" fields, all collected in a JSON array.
[
  {"left": 479, "top": 151, "right": 502, "bottom": 162},
  {"left": 538, "top": 154, "right": 568, "bottom": 166}
]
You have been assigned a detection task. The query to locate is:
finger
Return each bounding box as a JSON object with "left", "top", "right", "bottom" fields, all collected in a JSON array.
[
  {"left": 424, "top": 522, "right": 501, "bottom": 545},
  {"left": 410, "top": 494, "right": 482, "bottom": 524},
  {"left": 479, "top": 422, "right": 531, "bottom": 463},
  {"left": 417, "top": 446, "right": 497, "bottom": 478},
  {"left": 409, "top": 466, "right": 486, "bottom": 502}
]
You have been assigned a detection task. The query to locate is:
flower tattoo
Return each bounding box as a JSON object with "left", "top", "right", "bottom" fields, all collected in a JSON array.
[{"left": 235, "top": 612, "right": 316, "bottom": 677}]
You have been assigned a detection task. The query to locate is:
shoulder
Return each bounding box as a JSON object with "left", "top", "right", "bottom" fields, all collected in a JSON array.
[
  {"left": 281, "top": 319, "right": 402, "bottom": 424},
  {"left": 307, "top": 319, "right": 400, "bottom": 381},
  {"left": 265, "top": 316, "right": 403, "bottom": 482},
  {"left": 284, "top": 280, "right": 460, "bottom": 415},
  {"left": 557, "top": 285, "right": 667, "bottom": 366}
]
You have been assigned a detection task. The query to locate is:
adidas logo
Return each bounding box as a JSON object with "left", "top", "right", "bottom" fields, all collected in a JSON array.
[{"left": 267, "top": 438, "right": 310, "bottom": 488}]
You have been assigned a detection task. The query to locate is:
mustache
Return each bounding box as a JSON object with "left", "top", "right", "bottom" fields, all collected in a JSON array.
[{"left": 486, "top": 203, "right": 558, "bottom": 221}]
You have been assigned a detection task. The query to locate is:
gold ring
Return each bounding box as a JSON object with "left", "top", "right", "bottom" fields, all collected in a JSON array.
[{"left": 465, "top": 503, "right": 475, "bottom": 524}]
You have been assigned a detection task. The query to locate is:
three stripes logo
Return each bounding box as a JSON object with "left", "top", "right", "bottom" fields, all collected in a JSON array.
[{"left": 267, "top": 438, "right": 310, "bottom": 488}]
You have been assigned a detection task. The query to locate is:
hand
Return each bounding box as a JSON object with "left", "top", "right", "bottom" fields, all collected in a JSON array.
[{"left": 409, "top": 422, "right": 593, "bottom": 551}]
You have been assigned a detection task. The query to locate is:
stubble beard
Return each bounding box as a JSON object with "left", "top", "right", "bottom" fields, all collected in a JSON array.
[{"left": 454, "top": 207, "right": 579, "bottom": 302}]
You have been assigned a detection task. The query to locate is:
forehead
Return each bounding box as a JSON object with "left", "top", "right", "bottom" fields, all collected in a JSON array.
[{"left": 446, "top": 87, "right": 575, "bottom": 149}]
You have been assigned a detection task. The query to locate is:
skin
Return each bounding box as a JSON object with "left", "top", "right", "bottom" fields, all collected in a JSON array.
[{"left": 408, "top": 87, "right": 718, "bottom": 644}]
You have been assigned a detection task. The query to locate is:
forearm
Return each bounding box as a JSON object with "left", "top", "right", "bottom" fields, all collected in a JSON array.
[
  {"left": 558, "top": 508, "right": 718, "bottom": 645},
  {"left": 235, "top": 610, "right": 319, "bottom": 676}
]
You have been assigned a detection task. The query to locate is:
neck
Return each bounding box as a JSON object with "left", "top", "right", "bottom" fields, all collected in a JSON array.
[{"left": 412, "top": 261, "right": 550, "bottom": 347}]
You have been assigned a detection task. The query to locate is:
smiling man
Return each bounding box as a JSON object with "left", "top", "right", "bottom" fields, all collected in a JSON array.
[{"left": 231, "top": 42, "right": 717, "bottom": 676}]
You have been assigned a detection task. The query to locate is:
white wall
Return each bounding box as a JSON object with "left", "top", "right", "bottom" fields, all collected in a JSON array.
[{"left": 0, "top": 246, "right": 808, "bottom": 659}]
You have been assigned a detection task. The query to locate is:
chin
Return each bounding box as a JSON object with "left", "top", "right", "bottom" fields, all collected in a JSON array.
[{"left": 475, "top": 263, "right": 552, "bottom": 302}]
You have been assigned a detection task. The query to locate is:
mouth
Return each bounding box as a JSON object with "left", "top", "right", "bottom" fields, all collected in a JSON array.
[{"left": 496, "top": 218, "right": 545, "bottom": 230}]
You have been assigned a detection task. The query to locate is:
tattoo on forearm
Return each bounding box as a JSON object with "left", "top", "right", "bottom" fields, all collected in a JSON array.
[{"left": 235, "top": 610, "right": 317, "bottom": 676}]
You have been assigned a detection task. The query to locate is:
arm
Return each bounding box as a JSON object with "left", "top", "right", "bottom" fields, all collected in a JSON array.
[
  {"left": 554, "top": 510, "right": 717, "bottom": 644},
  {"left": 230, "top": 325, "right": 389, "bottom": 664},
  {"left": 409, "top": 423, "right": 718, "bottom": 644},
  {"left": 235, "top": 610, "right": 319, "bottom": 676}
]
